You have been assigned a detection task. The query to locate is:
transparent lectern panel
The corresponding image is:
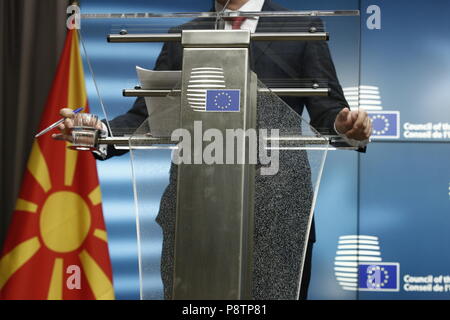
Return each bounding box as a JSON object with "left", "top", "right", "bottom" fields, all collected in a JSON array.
[
  {"left": 129, "top": 84, "right": 330, "bottom": 300},
  {"left": 128, "top": 120, "right": 174, "bottom": 300},
  {"left": 253, "top": 81, "right": 329, "bottom": 299}
]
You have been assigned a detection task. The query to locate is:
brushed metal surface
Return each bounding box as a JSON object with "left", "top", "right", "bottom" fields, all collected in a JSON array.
[
  {"left": 182, "top": 30, "right": 250, "bottom": 47},
  {"left": 173, "top": 46, "right": 255, "bottom": 300}
]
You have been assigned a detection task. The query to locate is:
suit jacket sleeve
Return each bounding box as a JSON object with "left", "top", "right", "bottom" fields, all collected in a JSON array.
[
  {"left": 301, "top": 19, "right": 349, "bottom": 135},
  {"left": 95, "top": 41, "right": 177, "bottom": 160}
]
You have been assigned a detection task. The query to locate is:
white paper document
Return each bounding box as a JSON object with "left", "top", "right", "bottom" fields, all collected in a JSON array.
[{"left": 136, "top": 66, "right": 182, "bottom": 137}]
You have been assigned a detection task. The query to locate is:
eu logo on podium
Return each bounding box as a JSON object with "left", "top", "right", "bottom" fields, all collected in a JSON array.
[{"left": 206, "top": 90, "right": 241, "bottom": 112}]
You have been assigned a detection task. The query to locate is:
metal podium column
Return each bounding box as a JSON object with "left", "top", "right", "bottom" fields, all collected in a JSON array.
[{"left": 173, "top": 30, "right": 256, "bottom": 300}]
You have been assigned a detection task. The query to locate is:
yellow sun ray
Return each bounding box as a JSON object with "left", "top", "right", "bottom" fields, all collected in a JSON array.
[
  {"left": 15, "top": 199, "right": 38, "bottom": 213},
  {"left": 68, "top": 31, "right": 87, "bottom": 110},
  {"left": 64, "top": 143, "right": 78, "bottom": 187},
  {"left": 27, "top": 142, "right": 52, "bottom": 193},
  {"left": 88, "top": 186, "right": 102, "bottom": 206},
  {"left": 0, "top": 237, "right": 41, "bottom": 290},
  {"left": 47, "top": 258, "right": 63, "bottom": 300},
  {"left": 93, "top": 229, "right": 108, "bottom": 242},
  {"left": 79, "top": 250, "right": 114, "bottom": 300}
]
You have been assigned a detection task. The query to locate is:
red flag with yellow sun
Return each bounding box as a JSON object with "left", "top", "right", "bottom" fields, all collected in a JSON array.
[{"left": 0, "top": 30, "right": 115, "bottom": 300}]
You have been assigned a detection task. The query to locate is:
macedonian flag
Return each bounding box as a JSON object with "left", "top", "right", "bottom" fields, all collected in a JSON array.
[{"left": 0, "top": 30, "right": 114, "bottom": 300}]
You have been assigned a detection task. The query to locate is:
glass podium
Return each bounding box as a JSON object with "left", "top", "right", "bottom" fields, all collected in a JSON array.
[{"left": 79, "top": 9, "right": 361, "bottom": 300}]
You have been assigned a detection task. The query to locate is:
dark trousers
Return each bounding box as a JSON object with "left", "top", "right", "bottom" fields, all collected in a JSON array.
[{"left": 299, "top": 242, "right": 314, "bottom": 300}]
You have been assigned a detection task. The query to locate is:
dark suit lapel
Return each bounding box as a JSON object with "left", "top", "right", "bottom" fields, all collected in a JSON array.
[
  {"left": 256, "top": 0, "right": 287, "bottom": 32},
  {"left": 251, "top": 1, "right": 288, "bottom": 69}
]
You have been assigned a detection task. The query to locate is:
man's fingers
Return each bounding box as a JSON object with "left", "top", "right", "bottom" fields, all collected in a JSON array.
[
  {"left": 346, "top": 130, "right": 366, "bottom": 141},
  {"left": 337, "top": 109, "right": 372, "bottom": 141},
  {"left": 346, "top": 116, "right": 372, "bottom": 140},
  {"left": 364, "top": 118, "right": 373, "bottom": 137},
  {"left": 52, "top": 133, "right": 73, "bottom": 142},
  {"left": 60, "top": 108, "right": 74, "bottom": 118},
  {"left": 64, "top": 117, "right": 74, "bottom": 129},
  {"left": 335, "top": 108, "right": 355, "bottom": 134},
  {"left": 337, "top": 108, "right": 350, "bottom": 122},
  {"left": 353, "top": 110, "right": 367, "bottom": 130},
  {"left": 351, "top": 111, "right": 359, "bottom": 123},
  {"left": 345, "top": 128, "right": 358, "bottom": 140},
  {"left": 95, "top": 121, "right": 105, "bottom": 131},
  {"left": 364, "top": 117, "right": 371, "bottom": 130}
]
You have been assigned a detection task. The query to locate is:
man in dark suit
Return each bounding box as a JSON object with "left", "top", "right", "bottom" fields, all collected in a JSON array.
[{"left": 55, "top": 0, "right": 372, "bottom": 299}]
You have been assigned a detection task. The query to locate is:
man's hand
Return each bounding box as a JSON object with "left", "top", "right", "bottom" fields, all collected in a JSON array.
[
  {"left": 334, "top": 108, "right": 373, "bottom": 141},
  {"left": 52, "top": 108, "right": 103, "bottom": 143},
  {"left": 52, "top": 108, "right": 75, "bottom": 142}
]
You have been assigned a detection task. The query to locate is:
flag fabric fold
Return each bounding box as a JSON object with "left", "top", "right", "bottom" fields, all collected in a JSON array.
[{"left": 0, "top": 30, "right": 115, "bottom": 300}]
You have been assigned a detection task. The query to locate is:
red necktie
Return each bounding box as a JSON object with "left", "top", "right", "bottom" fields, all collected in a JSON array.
[{"left": 230, "top": 17, "right": 247, "bottom": 30}]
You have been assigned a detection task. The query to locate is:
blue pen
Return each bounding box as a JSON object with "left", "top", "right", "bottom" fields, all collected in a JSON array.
[{"left": 35, "top": 107, "right": 84, "bottom": 138}]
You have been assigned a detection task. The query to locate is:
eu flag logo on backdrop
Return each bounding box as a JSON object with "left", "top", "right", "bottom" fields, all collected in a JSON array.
[
  {"left": 206, "top": 90, "right": 240, "bottom": 112},
  {"left": 368, "top": 111, "right": 400, "bottom": 139},
  {"left": 358, "top": 263, "right": 400, "bottom": 291}
]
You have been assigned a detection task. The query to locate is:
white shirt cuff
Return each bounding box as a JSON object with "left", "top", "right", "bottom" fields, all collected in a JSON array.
[{"left": 92, "top": 122, "right": 109, "bottom": 159}]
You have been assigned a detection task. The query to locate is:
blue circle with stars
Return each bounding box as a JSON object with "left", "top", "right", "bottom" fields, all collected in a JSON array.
[
  {"left": 214, "top": 92, "right": 233, "bottom": 110},
  {"left": 371, "top": 115, "right": 390, "bottom": 135}
]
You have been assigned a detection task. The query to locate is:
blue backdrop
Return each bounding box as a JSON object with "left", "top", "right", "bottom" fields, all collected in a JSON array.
[{"left": 79, "top": 0, "right": 450, "bottom": 299}]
